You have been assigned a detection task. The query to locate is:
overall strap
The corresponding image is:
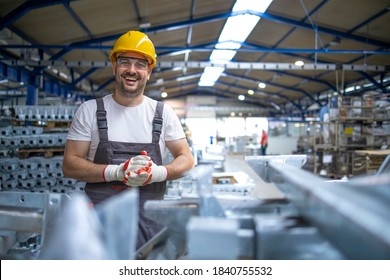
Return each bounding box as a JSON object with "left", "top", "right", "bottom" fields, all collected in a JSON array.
[
  {"left": 152, "top": 101, "right": 164, "bottom": 144},
  {"left": 95, "top": 98, "right": 109, "bottom": 142}
]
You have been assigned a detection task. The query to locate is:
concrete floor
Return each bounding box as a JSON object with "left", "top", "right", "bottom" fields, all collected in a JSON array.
[{"left": 223, "top": 153, "right": 285, "bottom": 200}]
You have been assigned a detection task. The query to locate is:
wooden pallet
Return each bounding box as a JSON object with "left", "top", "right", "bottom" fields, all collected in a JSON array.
[
  {"left": 12, "top": 120, "right": 71, "bottom": 128},
  {"left": 354, "top": 149, "right": 390, "bottom": 175},
  {"left": 46, "top": 121, "right": 71, "bottom": 128},
  {"left": 18, "top": 147, "right": 65, "bottom": 159}
]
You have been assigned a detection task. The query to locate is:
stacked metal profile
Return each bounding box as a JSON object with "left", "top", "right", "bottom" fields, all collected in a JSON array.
[
  {"left": 0, "top": 156, "right": 83, "bottom": 193},
  {"left": 0, "top": 126, "right": 67, "bottom": 156},
  {"left": 0, "top": 105, "right": 83, "bottom": 193},
  {"left": 13, "top": 105, "right": 76, "bottom": 123}
]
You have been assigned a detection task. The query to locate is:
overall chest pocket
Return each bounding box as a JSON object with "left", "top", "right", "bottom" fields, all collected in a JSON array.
[{"left": 111, "top": 150, "right": 140, "bottom": 165}]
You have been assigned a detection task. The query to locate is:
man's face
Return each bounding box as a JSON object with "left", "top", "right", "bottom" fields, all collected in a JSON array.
[{"left": 112, "top": 51, "right": 152, "bottom": 98}]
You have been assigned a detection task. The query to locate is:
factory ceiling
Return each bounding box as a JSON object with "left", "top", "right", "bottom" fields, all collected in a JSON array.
[{"left": 0, "top": 0, "right": 389, "bottom": 118}]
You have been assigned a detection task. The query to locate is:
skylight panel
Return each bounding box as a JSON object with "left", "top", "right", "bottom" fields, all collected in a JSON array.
[{"left": 199, "top": 0, "right": 273, "bottom": 87}]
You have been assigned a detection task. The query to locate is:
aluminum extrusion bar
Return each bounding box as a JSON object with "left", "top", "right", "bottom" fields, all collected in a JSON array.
[
  {"left": 244, "top": 155, "right": 308, "bottom": 183},
  {"left": 0, "top": 205, "right": 43, "bottom": 232},
  {"left": 258, "top": 161, "right": 390, "bottom": 259}
]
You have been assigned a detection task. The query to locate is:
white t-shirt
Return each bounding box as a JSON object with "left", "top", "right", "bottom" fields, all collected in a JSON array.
[{"left": 67, "top": 94, "right": 185, "bottom": 161}]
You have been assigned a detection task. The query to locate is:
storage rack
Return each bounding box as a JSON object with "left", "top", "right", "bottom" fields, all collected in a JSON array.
[
  {"left": 0, "top": 105, "right": 84, "bottom": 194},
  {"left": 297, "top": 95, "right": 389, "bottom": 178}
]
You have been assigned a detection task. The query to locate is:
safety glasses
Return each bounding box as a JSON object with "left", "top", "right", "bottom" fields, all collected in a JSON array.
[{"left": 117, "top": 56, "right": 149, "bottom": 70}]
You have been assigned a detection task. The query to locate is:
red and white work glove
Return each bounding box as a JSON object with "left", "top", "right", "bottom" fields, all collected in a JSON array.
[
  {"left": 123, "top": 151, "right": 168, "bottom": 187},
  {"left": 103, "top": 154, "right": 139, "bottom": 182},
  {"left": 103, "top": 160, "right": 132, "bottom": 182}
]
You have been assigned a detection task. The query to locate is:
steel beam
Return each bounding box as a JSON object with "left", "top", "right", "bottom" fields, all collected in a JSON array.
[
  {"left": 0, "top": 0, "right": 76, "bottom": 31},
  {"left": 3, "top": 59, "right": 386, "bottom": 71}
]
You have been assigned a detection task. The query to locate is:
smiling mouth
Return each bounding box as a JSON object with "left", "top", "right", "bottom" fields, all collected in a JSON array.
[{"left": 123, "top": 76, "right": 137, "bottom": 84}]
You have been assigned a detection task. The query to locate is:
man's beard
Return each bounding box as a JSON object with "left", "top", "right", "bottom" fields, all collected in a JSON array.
[{"left": 117, "top": 74, "right": 146, "bottom": 98}]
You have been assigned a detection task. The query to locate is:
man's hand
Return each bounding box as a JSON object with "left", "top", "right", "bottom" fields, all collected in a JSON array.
[
  {"left": 123, "top": 151, "right": 168, "bottom": 187},
  {"left": 124, "top": 154, "right": 150, "bottom": 173},
  {"left": 103, "top": 163, "right": 126, "bottom": 182},
  {"left": 137, "top": 160, "right": 168, "bottom": 185},
  {"left": 103, "top": 156, "right": 139, "bottom": 182},
  {"left": 123, "top": 170, "right": 148, "bottom": 186}
]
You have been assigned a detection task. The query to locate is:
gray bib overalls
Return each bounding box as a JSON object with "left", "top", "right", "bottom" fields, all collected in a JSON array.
[{"left": 85, "top": 98, "right": 166, "bottom": 249}]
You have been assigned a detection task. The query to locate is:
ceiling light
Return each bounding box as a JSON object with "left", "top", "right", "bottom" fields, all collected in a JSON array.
[
  {"left": 295, "top": 60, "right": 304, "bottom": 66},
  {"left": 329, "top": 37, "right": 341, "bottom": 46},
  {"left": 238, "top": 94, "right": 245, "bottom": 100},
  {"left": 198, "top": 80, "right": 216, "bottom": 87},
  {"left": 139, "top": 22, "right": 151, "bottom": 28},
  {"left": 161, "top": 91, "right": 168, "bottom": 98},
  {"left": 198, "top": 0, "right": 274, "bottom": 87},
  {"left": 198, "top": 66, "right": 224, "bottom": 87},
  {"left": 248, "top": 89, "right": 254, "bottom": 95},
  {"left": 59, "top": 72, "right": 68, "bottom": 79},
  {"left": 258, "top": 82, "right": 266, "bottom": 88},
  {"left": 0, "top": 79, "right": 8, "bottom": 84},
  {"left": 209, "top": 48, "right": 238, "bottom": 64}
]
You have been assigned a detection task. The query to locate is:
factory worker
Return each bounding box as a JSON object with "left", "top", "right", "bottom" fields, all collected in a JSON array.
[{"left": 62, "top": 30, "right": 194, "bottom": 249}]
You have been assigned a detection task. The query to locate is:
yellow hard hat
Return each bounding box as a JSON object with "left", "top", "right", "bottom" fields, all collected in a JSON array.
[{"left": 110, "top": 30, "right": 157, "bottom": 69}]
